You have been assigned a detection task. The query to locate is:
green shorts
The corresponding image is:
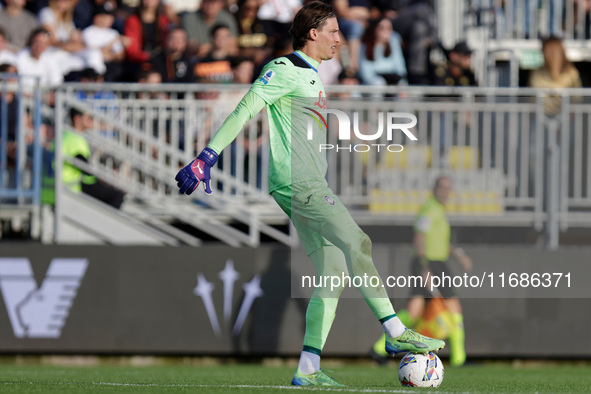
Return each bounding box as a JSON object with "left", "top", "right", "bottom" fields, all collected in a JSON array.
[{"left": 271, "top": 181, "right": 349, "bottom": 255}]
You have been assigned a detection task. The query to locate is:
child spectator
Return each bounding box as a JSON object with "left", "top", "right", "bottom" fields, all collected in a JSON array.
[{"left": 82, "top": 4, "right": 129, "bottom": 81}]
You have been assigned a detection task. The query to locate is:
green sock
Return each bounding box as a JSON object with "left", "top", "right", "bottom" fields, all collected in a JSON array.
[
  {"left": 303, "top": 297, "right": 339, "bottom": 351},
  {"left": 449, "top": 313, "right": 466, "bottom": 366}
]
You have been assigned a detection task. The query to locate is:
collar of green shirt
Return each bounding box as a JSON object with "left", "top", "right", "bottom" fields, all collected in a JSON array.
[{"left": 294, "top": 50, "right": 320, "bottom": 73}]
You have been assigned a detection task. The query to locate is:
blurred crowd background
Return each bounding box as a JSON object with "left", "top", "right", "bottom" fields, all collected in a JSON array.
[{"left": 0, "top": 0, "right": 474, "bottom": 88}]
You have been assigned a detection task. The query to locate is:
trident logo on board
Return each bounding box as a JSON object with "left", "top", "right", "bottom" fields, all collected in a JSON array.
[{"left": 193, "top": 260, "right": 263, "bottom": 337}]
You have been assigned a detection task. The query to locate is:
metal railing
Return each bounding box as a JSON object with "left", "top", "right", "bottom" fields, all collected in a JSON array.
[
  {"left": 326, "top": 85, "right": 591, "bottom": 249},
  {"left": 54, "top": 83, "right": 288, "bottom": 247},
  {"left": 0, "top": 73, "right": 43, "bottom": 238},
  {"left": 5, "top": 82, "right": 591, "bottom": 248},
  {"left": 435, "top": 1, "right": 591, "bottom": 87},
  {"left": 465, "top": 0, "right": 591, "bottom": 41}
]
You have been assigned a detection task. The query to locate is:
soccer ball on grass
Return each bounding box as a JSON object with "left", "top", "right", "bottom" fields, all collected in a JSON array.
[{"left": 398, "top": 352, "right": 444, "bottom": 388}]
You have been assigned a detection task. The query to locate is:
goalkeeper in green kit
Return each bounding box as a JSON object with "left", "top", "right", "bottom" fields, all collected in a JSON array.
[{"left": 175, "top": 1, "right": 444, "bottom": 387}]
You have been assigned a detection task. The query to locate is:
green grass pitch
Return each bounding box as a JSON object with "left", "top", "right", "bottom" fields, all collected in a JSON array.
[{"left": 1, "top": 362, "right": 590, "bottom": 393}]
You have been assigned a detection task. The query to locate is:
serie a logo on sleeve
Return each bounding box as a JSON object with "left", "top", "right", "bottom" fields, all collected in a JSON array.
[{"left": 259, "top": 70, "right": 275, "bottom": 85}]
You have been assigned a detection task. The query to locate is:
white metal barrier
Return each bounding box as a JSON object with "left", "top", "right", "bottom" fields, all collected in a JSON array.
[
  {"left": 0, "top": 74, "right": 43, "bottom": 239},
  {"left": 465, "top": 0, "right": 591, "bottom": 41},
  {"left": 434, "top": 1, "right": 591, "bottom": 87},
  {"left": 47, "top": 83, "right": 591, "bottom": 248}
]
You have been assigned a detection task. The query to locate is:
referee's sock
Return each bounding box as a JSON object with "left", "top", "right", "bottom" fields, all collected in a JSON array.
[{"left": 449, "top": 312, "right": 466, "bottom": 366}]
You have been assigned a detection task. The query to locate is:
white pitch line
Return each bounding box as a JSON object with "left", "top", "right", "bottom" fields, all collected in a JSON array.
[{"left": 93, "top": 382, "right": 414, "bottom": 392}]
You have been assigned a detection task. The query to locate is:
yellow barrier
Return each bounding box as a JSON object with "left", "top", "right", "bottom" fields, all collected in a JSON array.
[{"left": 369, "top": 189, "right": 503, "bottom": 214}]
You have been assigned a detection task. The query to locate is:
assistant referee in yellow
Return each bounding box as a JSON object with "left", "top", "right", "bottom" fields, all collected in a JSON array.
[{"left": 372, "top": 176, "right": 473, "bottom": 366}]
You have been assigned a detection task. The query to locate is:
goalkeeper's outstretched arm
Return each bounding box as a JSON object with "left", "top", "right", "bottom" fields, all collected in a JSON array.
[
  {"left": 207, "top": 90, "right": 266, "bottom": 155},
  {"left": 175, "top": 90, "right": 266, "bottom": 195}
]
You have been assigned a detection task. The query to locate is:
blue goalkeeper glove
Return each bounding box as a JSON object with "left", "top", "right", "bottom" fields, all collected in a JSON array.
[{"left": 175, "top": 147, "right": 218, "bottom": 195}]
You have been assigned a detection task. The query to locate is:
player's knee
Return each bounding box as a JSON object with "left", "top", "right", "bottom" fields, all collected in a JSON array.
[
  {"left": 360, "top": 232, "right": 372, "bottom": 256},
  {"left": 342, "top": 231, "right": 372, "bottom": 255}
]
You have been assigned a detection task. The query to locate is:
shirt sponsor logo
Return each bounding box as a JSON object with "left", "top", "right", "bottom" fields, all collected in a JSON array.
[{"left": 314, "top": 91, "right": 327, "bottom": 109}]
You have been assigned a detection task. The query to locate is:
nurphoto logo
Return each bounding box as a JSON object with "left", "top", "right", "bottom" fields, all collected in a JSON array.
[{"left": 305, "top": 108, "right": 418, "bottom": 152}]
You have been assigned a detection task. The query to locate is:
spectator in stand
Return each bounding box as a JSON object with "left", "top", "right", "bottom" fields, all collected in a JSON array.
[
  {"left": 194, "top": 24, "right": 233, "bottom": 83},
  {"left": 39, "top": 0, "right": 84, "bottom": 52},
  {"left": 182, "top": 0, "right": 238, "bottom": 58},
  {"left": 230, "top": 56, "right": 254, "bottom": 85},
  {"left": 529, "top": 37, "right": 582, "bottom": 116},
  {"left": 73, "top": 67, "right": 119, "bottom": 139},
  {"left": 162, "top": 0, "right": 199, "bottom": 23},
  {"left": 377, "top": 0, "right": 437, "bottom": 85},
  {"left": 164, "top": 0, "right": 200, "bottom": 16},
  {"left": 115, "top": 0, "right": 178, "bottom": 31},
  {"left": 123, "top": 0, "right": 170, "bottom": 80},
  {"left": 16, "top": 28, "right": 64, "bottom": 87},
  {"left": 39, "top": 0, "right": 107, "bottom": 76},
  {"left": 82, "top": 4, "right": 129, "bottom": 82},
  {"left": 359, "top": 18, "right": 407, "bottom": 86},
  {"left": 331, "top": 0, "right": 369, "bottom": 70},
  {"left": 137, "top": 67, "right": 163, "bottom": 85},
  {"left": 432, "top": 41, "right": 477, "bottom": 87},
  {"left": 336, "top": 67, "right": 361, "bottom": 96},
  {"left": 41, "top": 107, "right": 125, "bottom": 209},
  {"left": 72, "top": 0, "right": 96, "bottom": 30},
  {"left": 256, "top": 0, "right": 301, "bottom": 46},
  {"left": 23, "top": 0, "right": 97, "bottom": 29},
  {"left": 0, "top": 28, "right": 18, "bottom": 66},
  {"left": 0, "top": 63, "right": 19, "bottom": 178},
  {"left": 235, "top": 0, "right": 268, "bottom": 69},
  {"left": 148, "top": 27, "right": 196, "bottom": 83},
  {"left": 0, "top": 0, "right": 40, "bottom": 51}
]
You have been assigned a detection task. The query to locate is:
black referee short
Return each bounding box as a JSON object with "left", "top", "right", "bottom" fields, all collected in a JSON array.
[{"left": 409, "top": 257, "right": 457, "bottom": 298}]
